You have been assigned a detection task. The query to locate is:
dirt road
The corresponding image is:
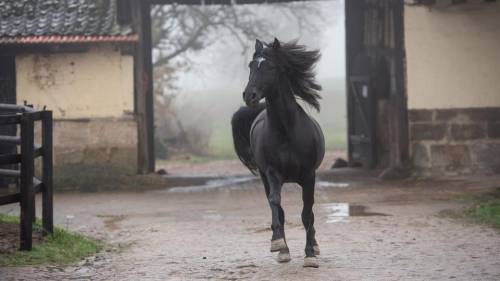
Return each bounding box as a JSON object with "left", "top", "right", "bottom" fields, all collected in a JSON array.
[{"left": 1, "top": 173, "right": 500, "bottom": 281}]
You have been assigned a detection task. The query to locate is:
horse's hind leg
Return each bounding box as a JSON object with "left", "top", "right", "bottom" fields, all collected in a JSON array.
[
  {"left": 300, "top": 173, "right": 319, "bottom": 268},
  {"left": 261, "top": 169, "right": 289, "bottom": 262}
]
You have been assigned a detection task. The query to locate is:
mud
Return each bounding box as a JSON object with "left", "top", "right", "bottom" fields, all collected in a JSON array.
[
  {"left": 1, "top": 173, "right": 500, "bottom": 281},
  {"left": 0, "top": 222, "right": 43, "bottom": 254}
]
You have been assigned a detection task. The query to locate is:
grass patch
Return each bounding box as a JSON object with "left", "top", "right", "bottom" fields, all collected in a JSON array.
[
  {"left": 208, "top": 125, "right": 238, "bottom": 160},
  {"left": 439, "top": 188, "right": 500, "bottom": 229},
  {"left": 463, "top": 188, "right": 500, "bottom": 228},
  {"left": 0, "top": 214, "right": 103, "bottom": 266},
  {"left": 207, "top": 124, "right": 347, "bottom": 160},
  {"left": 322, "top": 127, "right": 347, "bottom": 151},
  {"left": 159, "top": 121, "right": 347, "bottom": 165}
]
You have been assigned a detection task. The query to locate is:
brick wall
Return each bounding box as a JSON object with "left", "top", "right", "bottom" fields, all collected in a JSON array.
[{"left": 409, "top": 107, "right": 500, "bottom": 175}]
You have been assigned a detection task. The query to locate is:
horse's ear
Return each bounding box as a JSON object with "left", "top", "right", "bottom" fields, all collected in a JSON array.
[
  {"left": 255, "top": 39, "right": 264, "bottom": 52},
  {"left": 272, "top": 38, "right": 281, "bottom": 49}
]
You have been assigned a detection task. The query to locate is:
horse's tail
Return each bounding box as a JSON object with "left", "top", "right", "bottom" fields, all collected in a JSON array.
[{"left": 231, "top": 104, "right": 265, "bottom": 175}]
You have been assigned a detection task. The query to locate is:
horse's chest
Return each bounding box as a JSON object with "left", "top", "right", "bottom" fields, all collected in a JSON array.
[{"left": 261, "top": 142, "right": 305, "bottom": 176}]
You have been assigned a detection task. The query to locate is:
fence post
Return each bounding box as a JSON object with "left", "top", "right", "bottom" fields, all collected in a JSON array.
[
  {"left": 20, "top": 112, "right": 35, "bottom": 251},
  {"left": 41, "top": 111, "right": 53, "bottom": 235}
]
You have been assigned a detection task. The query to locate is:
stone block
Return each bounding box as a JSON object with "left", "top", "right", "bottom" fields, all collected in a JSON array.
[
  {"left": 430, "top": 144, "right": 470, "bottom": 169},
  {"left": 488, "top": 122, "right": 500, "bottom": 139},
  {"left": 450, "top": 124, "right": 486, "bottom": 140},
  {"left": 411, "top": 142, "right": 430, "bottom": 168},
  {"left": 434, "top": 109, "right": 458, "bottom": 122},
  {"left": 408, "top": 109, "right": 433, "bottom": 122},
  {"left": 470, "top": 142, "right": 500, "bottom": 174},
  {"left": 410, "top": 123, "right": 447, "bottom": 141},
  {"left": 434, "top": 107, "right": 500, "bottom": 123}
]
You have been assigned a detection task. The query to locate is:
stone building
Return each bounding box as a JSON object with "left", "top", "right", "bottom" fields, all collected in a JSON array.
[
  {"left": 0, "top": 0, "right": 140, "bottom": 171},
  {"left": 405, "top": 1, "right": 500, "bottom": 175},
  {"left": 346, "top": 0, "right": 500, "bottom": 176}
]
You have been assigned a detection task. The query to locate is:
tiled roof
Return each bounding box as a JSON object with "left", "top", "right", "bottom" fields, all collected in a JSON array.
[{"left": 0, "top": 0, "right": 135, "bottom": 44}]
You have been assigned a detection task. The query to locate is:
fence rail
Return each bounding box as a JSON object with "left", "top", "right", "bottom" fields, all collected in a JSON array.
[{"left": 0, "top": 103, "right": 53, "bottom": 251}]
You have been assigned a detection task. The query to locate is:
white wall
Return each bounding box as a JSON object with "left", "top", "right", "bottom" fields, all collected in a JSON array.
[
  {"left": 405, "top": 4, "right": 500, "bottom": 109},
  {"left": 16, "top": 45, "right": 134, "bottom": 119}
]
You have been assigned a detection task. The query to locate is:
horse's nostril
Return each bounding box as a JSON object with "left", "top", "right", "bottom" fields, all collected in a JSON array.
[{"left": 251, "top": 92, "right": 257, "bottom": 100}]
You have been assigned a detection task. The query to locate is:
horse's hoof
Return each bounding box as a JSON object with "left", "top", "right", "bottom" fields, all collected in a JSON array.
[
  {"left": 270, "top": 238, "right": 287, "bottom": 252},
  {"left": 313, "top": 245, "right": 320, "bottom": 255},
  {"left": 303, "top": 256, "right": 319, "bottom": 268},
  {"left": 277, "top": 249, "right": 291, "bottom": 263}
]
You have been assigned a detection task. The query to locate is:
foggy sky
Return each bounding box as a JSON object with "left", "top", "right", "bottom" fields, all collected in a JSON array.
[
  {"left": 168, "top": 0, "right": 346, "bottom": 135},
  {"left": 176, "top": 0, "right": 345, "bottom": 95}
]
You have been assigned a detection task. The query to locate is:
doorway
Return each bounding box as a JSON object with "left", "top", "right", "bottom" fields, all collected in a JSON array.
[{"left": 345, "top": 0, "right": 409, "bottom": 171}]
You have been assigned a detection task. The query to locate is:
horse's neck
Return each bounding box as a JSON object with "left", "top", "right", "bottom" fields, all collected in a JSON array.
[{"left": 265, "top": 85, "right": 298, "bottom": 137}]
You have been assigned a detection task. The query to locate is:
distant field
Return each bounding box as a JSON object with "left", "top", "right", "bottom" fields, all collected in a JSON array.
[
  {"left": 208, "top": 125, "right": 236, "bottom": 159},
  {"left": 168, "top": 76, "right": 347, "bottom": 161},
  {"left": 207, "top": 124, "right": 346, "bottom": 160}
]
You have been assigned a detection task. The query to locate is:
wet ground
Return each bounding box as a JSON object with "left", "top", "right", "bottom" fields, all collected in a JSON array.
[{"left": 1, "top": 169, "right": 500, "bottom": 280}]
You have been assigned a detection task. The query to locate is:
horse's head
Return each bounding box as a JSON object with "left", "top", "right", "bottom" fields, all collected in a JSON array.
[{"left": 243, "top": 38, "right": 281, "bottom": 107}]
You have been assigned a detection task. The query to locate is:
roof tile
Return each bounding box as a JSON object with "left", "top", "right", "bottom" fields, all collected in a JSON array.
[{"left": 0, "top": 0, "right": 133, "bottom": 39}]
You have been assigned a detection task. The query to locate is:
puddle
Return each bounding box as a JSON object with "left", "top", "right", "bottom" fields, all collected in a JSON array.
[
  {"left": 166, "top": 176, "right": 257, "bottom": 193},
  {"left": 161, "top": 174, "right": 349, "bottom": 193},
  {"left": 202, "top": 210, "right": 223, "bottom": 221},
  {"left": 96, "top": 214, "right": 128, "bottom": 230},
  {"left": 317, "top": 181, "right": 350, "bottom": 188},
  {"left": 322, "top": 203, "right": 388, "bottom": 223}
]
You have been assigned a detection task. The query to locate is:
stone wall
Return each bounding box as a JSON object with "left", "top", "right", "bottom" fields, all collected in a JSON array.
[
  {"left": 43, "top": 116, "right": 137, "bottom": 170},
  {"left": 409, "top": 107, "right": 500, "bottom": 175}
]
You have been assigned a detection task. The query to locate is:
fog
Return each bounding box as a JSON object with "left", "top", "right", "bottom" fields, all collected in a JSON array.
[{"left": 163, "top": 0, "right": 346, "bottom": 151}]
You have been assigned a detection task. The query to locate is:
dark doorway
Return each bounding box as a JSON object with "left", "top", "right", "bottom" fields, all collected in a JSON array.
[
  {"left": 345, "top": 0, "right": 409, "bottom": 171},
  {"left": 0, "top": 56, "right": 16, "bottom": 105},
  {"left": 0, "top": 55, "right": 17, "bottom": 188}
]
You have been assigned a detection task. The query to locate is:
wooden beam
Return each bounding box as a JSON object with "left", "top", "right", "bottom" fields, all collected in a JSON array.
[
  {"left": 41, "top": 111, "right": 53, "bottom": 235},
  {"left": 393, "top": 0, "right": 410, "bottom": 166},
  {"left": 132, "top": 0, "right": 155, "bottom": 174},
  {"left": 150, "top": 0, "right": 318, "bottom": 4},
  {"left": 19, "top": 113, "right": 35, "bottom": 251}
]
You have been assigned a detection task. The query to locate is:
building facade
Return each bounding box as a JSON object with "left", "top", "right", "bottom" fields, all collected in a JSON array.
[
  {"left": 0, "top": 0, "right": 139, "bottom": 171},
  {"left": 406, "top": 1, "right": 500, "bottom": 175}
]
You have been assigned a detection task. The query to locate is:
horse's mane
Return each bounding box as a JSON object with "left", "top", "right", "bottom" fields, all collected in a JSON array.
[{"left": 267, "top": 40, "right": 322, "bottom": 111}]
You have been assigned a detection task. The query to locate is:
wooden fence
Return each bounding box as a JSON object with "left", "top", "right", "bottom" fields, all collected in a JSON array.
[{"left": 0, "top": 103, "right": 53, "bottom": 251}]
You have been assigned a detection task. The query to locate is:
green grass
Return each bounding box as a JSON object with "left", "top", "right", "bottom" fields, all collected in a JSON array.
[
  {"left": 463, "top": 188, "right": 500, "bottom": 228},
  {"left": 0, "top": 214, "right": 103, "bottom": 266},
  {"left": 206, "top": 124, "right": 347, "bottom": 161},
  {"left": 439, "top": 188, "right": 500, "bottom": 229},
  {"left": 208, "top": 125, "right": 238, "bottom": 160},
  {"left": 159, "top": 122, "right": 347, "bottom": 166},
  {"left": 322, "top": 126, "right": 347, "bottom": 151}
]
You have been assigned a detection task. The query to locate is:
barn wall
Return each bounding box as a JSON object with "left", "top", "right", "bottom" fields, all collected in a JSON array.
[
  {"left": 405, "top": 4, "right": 500, "bottom": 109},
  {"left": 16, "top": 45, "right": 134, "bottom": 118},
  {"left": 15, "top": 44, "right": 137, "bottom": 170},
  {"left": 405, "top": 4, "right": 500, "bottom": 175}
]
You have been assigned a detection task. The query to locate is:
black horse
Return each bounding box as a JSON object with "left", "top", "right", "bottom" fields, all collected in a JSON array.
[{"left": 232, "top": 38, "right": 325, "bottom": 268}]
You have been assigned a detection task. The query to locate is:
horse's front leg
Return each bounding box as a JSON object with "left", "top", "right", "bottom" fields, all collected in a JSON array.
[
  {"left": 263, "top": 169, "right": 290, "bottom": 262},
  {"left": 300, "top": 172, "right": 319, "bottom": 268}
]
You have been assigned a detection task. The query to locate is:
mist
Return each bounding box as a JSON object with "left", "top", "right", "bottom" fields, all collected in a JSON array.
[{"left": 160, "top": 0, "right": 347, "bottom": 154}]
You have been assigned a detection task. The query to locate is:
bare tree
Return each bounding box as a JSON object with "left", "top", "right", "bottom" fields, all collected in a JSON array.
[
  {"left": 151, "top": 2, "right": 328, "bottom": 158},
  {"left": 151, "top": 3, "right": 326, "bottom": 89}
]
